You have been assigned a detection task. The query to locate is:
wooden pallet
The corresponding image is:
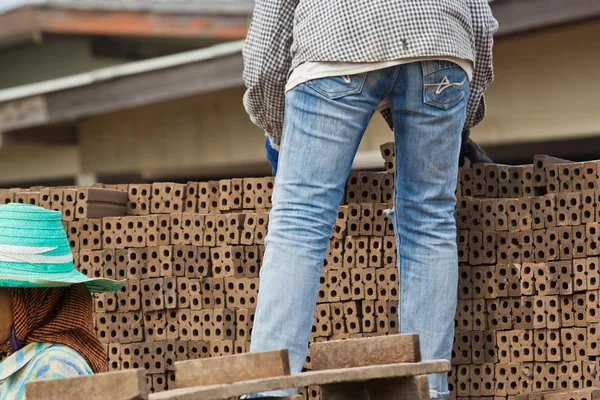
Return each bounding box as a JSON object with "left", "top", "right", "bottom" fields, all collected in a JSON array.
[{"left": 26, "top": 334, "right": 448, "bottom": 400}]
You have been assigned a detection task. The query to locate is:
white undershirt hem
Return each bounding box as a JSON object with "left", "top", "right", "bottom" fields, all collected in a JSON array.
[{"left": 286, "top": 57, "right": 473, "bottom": 111}]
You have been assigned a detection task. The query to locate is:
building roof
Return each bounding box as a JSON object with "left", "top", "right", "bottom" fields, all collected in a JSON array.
[
  {"left": 0, "top": 40, "right": 245, "bottom": 134},
  {"left": 0, "top": 1, "right": 251, "bottom": 47},
  {"left": 0, "top": 0, "right": 255, "bottom": 15}
]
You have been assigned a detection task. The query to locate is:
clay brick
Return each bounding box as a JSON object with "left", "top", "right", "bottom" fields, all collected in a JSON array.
[
  {"left": 498, "top": 166, "right": 511, "bottom": 198},
  {"left": 574, "top": 293, "right": 588, "bottom": 327},
  {"left": 546, "top": 261, "right": 562, "bottom": 295},
  {"left": 454, "top": 331, "right": 472, "bottom": 365},
  {"left": 574, "top": 259, "right": 588, "bottom": 292},
  {"left": 456, "top": 364, "right": 470, "bottom": 396},
  {"left": 141, "top": 278, "right": 165, "bottom": 312},
  {"left": 587, "top": 325, "right": 600, "bottom": 356},
  {"left": 589, "top": 258, "right": 600, "bottom": 290},
  {"left": 547, "top": 295, "right": 562, "bottom": 329},
  {"left": 455, "top": 198, "right": 470, "bottom": 230},
  {"left": 574, "top": 226, "right": 587, "bottom": 259},
  {"left": 473, "top": 299, "right": 488, "bottom": 331},
  {"left": 144, "top": 311, "right": 167, "bottom": 342},
  {"left": 471, "top": 330, "right": 485, "bottom": 364},
  {"left": 532, "top": 296, "right": 548, "bottom": 329},
  {"left": 521, "top": 262, "right": 537, "bottom": 295},
  {"left": 582, "top": 190, "right": 596, "bottom": 223},
  {"left": 535, "top": 329, "right": 548, "bottom": 362},
  {"left": 456, "top": 299, "right": 473, "bottom": 331},
  {"left": 458, "top": 266, "right": 472, "bottom": 299},
  {"left": 562, "top": 295, "right": 576, "bottom": 328},
  {"left": 469, "top": 198, "right": 483, "bottom": 232},
  {"left": 472, "top": 163, "right": 487, "bottom": 198}
]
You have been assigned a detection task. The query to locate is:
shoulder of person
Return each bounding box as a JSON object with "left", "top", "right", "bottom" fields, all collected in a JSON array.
[{"left": 29, "top": 343, "right": 93, "bottom": 380}]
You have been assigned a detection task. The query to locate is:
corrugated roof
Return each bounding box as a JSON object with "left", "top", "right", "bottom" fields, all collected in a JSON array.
[{"left": 0, "top": 0, "right": 255, "bottom": 15}]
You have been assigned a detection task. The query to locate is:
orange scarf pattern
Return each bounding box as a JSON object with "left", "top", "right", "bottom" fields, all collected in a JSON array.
[{"left": 9, "top": 284, "right": 107, "bottom": 373}]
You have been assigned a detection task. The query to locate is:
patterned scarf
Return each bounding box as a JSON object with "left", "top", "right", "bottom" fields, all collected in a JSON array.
[{"left": 9, "top": 285, "right": 107, "bottom": 373}]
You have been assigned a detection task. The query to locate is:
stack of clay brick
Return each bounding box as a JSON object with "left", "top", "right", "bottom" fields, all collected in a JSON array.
[
  {"left": 5, "top": 146, "right": 600, "bottom": 400},
  {"left": 436, "top": 152, "right": 600, "bottom": 400},
  {"left": 0, "top": 172, "right": 398, "bottom": 398}
]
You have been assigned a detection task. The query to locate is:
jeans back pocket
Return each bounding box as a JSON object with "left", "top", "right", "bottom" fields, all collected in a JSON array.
[
  {"left": 306, "top": 73, "right": 368, "bottom": 100},
  {"left": 422, "top": 60, "right": 469, "bottom": 110}
]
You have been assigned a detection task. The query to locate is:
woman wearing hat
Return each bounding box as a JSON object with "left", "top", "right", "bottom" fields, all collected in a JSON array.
[{"left": 0, "top": 203, "right": 123, "bottom": 399}]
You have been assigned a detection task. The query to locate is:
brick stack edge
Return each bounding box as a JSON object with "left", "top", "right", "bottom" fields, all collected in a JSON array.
[{"left": 1, "top": 149, "right": 600, "bottom": 400}]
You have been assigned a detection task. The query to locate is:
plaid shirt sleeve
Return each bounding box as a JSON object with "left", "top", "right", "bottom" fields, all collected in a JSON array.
[
  {"left": 465, "top": 0, "right": 499, "bottom": 129},
  {"left": 242, "top": 0, "right": 299, "bottom": 149}
]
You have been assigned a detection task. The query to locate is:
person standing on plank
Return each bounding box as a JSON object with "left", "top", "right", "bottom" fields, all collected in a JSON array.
[{"left": 243, "top": 1, "right": 497, "bottom": 399}]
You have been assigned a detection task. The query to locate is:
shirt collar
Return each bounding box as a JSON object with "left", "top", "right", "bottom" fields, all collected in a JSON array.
[{"left": 0, "top": 342, "right": 53, "bottom": 381}]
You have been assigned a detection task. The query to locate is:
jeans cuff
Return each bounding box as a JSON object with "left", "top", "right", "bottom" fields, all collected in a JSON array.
[{"left": 430, "top": 390, "right": 450, "bottom": 400}]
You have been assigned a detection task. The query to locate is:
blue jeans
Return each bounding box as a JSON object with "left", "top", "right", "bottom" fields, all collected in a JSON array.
[{"left": 248, "top": 61, "right": 468, "bottom": 400}]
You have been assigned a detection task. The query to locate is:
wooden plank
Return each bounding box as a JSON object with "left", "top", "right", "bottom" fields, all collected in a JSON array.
[
  {"left": 25, "top": 369, "right": 148, "bottom": 400},
  {"left": 492, "top": 0, "right": 600, "bottom": 36},
  {"left": 149, "top": 360, "right": 450, "bottom": 400},
  {"left": 176, "top": 349, "right": 290, "bottom": 389},
  {"left": 310, "top": 334, "right": 421, "bottom": 371}
]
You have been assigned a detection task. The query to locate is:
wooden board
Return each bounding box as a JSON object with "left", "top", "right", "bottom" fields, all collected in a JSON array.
[
  {"left": 310, "top": 334, "right": 420, "bottom": 371},
  {"left": 176, "top": 349, "right": 290, "bottom": 388},
  {"left": 149, "top": 360, "right": 450, "bottom": 400},
  {"left": 26, "top": 369, "right": 148, "bottom": 400}
]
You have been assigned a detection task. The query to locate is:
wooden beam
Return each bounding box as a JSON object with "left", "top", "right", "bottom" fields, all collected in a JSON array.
[
  {"left": 149, "top": 360, "right": 450, "bottom": 400},
  {"left": 176, "top": 350, "right": 291, "bottom": 388},
  {"left": 37, "top": 8, "right": 249, "bottom": 39},
  {"left": 492, "top": 0, "right": 600, "bottom": 36},
  {"left": 310, "top": 334, "right": 421, "bottom": 371},
  {"left": 26, "top": 367, "right": 149, "bottom": 400}
]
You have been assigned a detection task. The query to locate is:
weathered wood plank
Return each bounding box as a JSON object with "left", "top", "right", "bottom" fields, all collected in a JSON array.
[
  {"left": 149, "top": 360, "right": 449, "bottom": 400},
  {"left": 310, "top": 334, "right": 421, "bottom": 371},
  {"left": 25, "top": 369, "right": 148, "bottom": 400},
  {"left": 176, "top": 349, "right": 290, "bottom": 389}
]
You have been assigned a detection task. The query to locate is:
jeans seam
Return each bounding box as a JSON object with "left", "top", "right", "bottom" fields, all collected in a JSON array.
[{"left": 382, "top": 66, "right": 401, "bottom": 100}]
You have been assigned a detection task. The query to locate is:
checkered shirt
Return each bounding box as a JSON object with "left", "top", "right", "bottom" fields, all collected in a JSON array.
[{"left": 243, "top": 0, "right": 499, "bottom": 148}]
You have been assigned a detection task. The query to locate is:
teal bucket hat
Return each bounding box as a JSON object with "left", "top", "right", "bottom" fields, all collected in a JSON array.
[{"left": 0, "top": 203, "right": 123, "bottom": 292}]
